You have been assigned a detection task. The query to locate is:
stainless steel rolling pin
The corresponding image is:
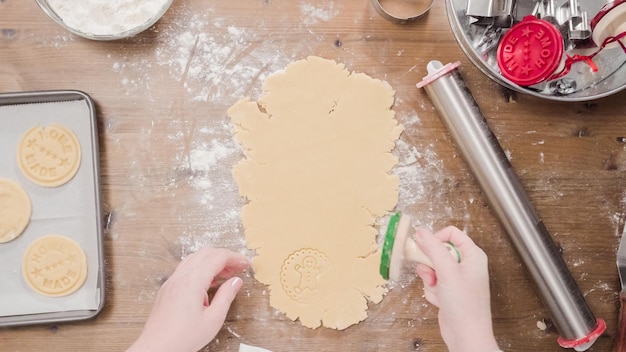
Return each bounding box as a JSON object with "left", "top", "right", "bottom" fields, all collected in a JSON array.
[{"left": 416, "top": 60, "right": 605, "bottom": 351}]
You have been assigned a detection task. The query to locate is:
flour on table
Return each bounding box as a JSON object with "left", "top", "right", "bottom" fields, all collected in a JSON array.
[
  {"left": 230, "top": 56, "right": 402, "bottom": 329},
  {"left": 299, "top": 1, "right": 340, "bottom": 25},
  {"left": 53, "top": 0, "right": 473, "bottom": 310}
]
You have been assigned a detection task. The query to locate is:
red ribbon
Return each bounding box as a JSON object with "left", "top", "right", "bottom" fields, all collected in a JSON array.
[{"left": 549, "top": 30, "right": 626, "bottom": 80}]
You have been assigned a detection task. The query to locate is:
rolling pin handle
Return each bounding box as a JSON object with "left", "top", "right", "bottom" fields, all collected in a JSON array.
[{"left": 557, "top": 318, "right": 606, "bottom": 351}]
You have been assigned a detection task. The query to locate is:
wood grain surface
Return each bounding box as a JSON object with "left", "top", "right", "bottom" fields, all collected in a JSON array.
[{"left": 1, "top": 0, "right": 625, "bottom": 351}]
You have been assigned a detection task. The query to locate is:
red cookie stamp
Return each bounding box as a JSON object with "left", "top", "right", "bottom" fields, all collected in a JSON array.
[{"left": 497, "top": 16, "right": 564, "bottom": 86}]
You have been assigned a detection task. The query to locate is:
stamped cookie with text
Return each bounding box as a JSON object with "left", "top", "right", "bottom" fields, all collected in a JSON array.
[
  {"left": 17, "top": 124, "right": 81, "bottom": 188},
  {"left": 22, "top": 235, "right": 88, "bottom": 297}
]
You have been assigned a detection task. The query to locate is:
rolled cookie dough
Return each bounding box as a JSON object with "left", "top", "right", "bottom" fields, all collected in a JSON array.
[{"left": 229, "top": 56, "right": 403, "bottom": 329}]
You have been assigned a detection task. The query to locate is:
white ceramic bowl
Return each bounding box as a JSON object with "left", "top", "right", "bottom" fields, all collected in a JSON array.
[{"left": 35, "top": 0, "right": 174, "bottom": 41}]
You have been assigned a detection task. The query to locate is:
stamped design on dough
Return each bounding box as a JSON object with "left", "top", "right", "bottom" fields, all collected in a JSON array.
[
  {"left": 280, "top": 248, "right": 332, "bottom": 303},
  {"left": 22, "top": 235, "right": 88, "bottom": 297},
  {"left": 17, "top": 124, "right": 81, "bottom": 187},
  {"left": 0, "top": 178, "right": 31, "bottom": 243}
]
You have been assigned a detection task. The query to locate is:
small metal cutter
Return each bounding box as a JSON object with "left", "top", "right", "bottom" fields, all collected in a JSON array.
[{"left": 371, "top": 0, "right": 435, "bottom": 23}]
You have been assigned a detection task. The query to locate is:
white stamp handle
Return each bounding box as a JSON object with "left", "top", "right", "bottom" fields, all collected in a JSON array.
[{"left": 404, "top": 237, "right": 461, "bottom": 268}]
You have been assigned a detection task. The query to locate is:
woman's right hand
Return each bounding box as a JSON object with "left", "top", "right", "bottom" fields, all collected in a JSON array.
[{"left": 414, "top": 226, "right": 501, "bottom": 352}]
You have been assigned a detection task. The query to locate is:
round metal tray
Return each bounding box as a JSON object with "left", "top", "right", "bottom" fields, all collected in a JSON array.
[{"left": 446, "top": 0, "right": 626, "bottom": 101}]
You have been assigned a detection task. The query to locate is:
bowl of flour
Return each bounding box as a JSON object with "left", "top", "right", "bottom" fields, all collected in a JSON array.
[{"left": 36, "top": 0, "right": 173, "bottom": 40}]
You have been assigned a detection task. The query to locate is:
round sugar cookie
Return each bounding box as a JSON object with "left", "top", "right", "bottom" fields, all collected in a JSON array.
[
  {"left": 0, "top": 178, "right": 32, "bottom": 243},
  {"left": 17, "top": 124, "right": 81, "bottom": 187},
  {"left": 22, "top": 235, "right": 88, "bottom": 297}
]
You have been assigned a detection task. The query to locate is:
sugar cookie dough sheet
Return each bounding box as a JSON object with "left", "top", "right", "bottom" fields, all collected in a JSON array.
[
  {"left": 230, "top": 56, "right": 403, "bottom": 330},
  {"left": 0, "top": 92, "right": 104, "bottom": 326}
]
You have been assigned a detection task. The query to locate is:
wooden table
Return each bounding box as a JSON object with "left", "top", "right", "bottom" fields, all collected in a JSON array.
[{"left": 1, "top": 0, "right": 625, "bottom": 351}]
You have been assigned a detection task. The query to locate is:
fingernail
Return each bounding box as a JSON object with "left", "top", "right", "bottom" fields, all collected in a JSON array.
[{"left": 231, "top": 277, "right": 243, "bottom": 288}]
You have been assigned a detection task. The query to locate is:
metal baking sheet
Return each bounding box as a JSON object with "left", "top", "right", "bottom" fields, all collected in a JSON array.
[{"left": 0, "top": 90, "right": 105, "bottom": 327}]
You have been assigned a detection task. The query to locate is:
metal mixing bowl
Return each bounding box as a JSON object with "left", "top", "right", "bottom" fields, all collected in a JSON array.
[
  {"left": 446, "top": 0, "right": 626, "bottom": 101},
  {"left": 35, "top": 0, "right": 173, "bottom": 41}
]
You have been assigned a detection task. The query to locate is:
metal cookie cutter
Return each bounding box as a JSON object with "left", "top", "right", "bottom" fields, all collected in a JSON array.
[
  {"left": 371, "top": 0, "right": 435, "bottom": 23},
  {"left": 466, "top": 0, "right": 516, "bottom": 27}
]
